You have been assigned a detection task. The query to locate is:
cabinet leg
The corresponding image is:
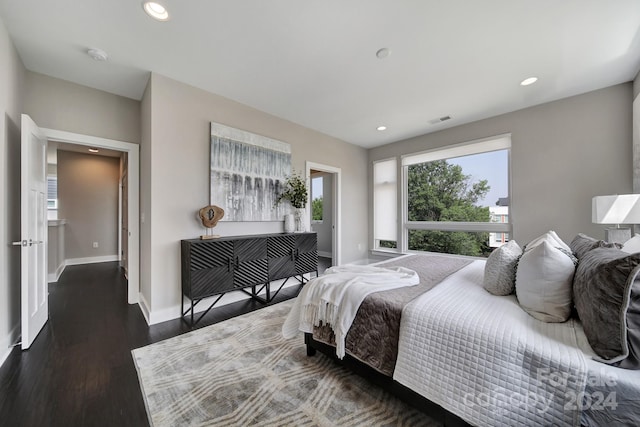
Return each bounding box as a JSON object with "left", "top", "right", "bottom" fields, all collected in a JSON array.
[{"left": 306, "top": 344, "right": 317, "bottom": 357}]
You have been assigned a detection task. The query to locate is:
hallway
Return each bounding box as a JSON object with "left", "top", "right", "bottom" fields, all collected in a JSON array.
[{"left": 0, "top": 262, "right": 300, "bottom": 426}]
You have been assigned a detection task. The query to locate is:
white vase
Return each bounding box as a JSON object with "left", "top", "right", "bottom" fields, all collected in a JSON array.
[
  {"left": 294, "top": 208, "right": 306, "bottom": 232},
  {"left": 284, "top": 213, "right": 295, "bottom": 233}
]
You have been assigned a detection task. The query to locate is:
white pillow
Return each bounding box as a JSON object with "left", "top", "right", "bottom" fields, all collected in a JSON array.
[
  {"left": 483, "top": 240, "right": 522, "bottom": 296},
  {"left": 524, "top": 230, "right": 571, "bottom": 253},
  {"left": 622, "top": 234, "right": 640, "bottom": 254},
  {"left": 515, "top": 240, "right": 575, "bottom": 323}
]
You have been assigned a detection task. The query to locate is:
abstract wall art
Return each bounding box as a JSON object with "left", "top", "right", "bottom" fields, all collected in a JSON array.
[{"left": 210, "top": 122, "right": 292, "bottom": 221}]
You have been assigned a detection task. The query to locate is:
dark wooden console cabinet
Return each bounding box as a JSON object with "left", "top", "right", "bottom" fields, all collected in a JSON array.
[{"left": 181, "top": 232, "right": 318, "bottom": 326}]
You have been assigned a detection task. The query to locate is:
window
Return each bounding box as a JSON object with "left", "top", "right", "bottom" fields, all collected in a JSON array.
[
  {"left": 311, "top": 175, "right": 323, "bottom": 222},
  {"left": 489, "top": 205, "right": 509, "bottom": 247},
  {"left": 402, "top": 134, "right": 511, "bottom": 257},
  {"left": 47, "top": 176, "right": 58, "bottom": 210},
  {"left": 373, "top": 158, "right": 397, "bottom": 250}
]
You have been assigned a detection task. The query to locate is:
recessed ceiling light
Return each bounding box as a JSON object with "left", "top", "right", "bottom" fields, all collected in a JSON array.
[
  {"left": 88, "top": 148, "right": 100, "bottom": 153},
  {"left": 377, "top": 126, "right": 387, "bottom": 131},
  {"left": 520, "top": 77, "right": 538, "bottom": 86},
  {"left": 143, "top": 2, "right": 169, "bottom": 21},
  {"left": 87, "top": 48, "right": 108, "bottom": 61},
  {"left": 376, "top": 48, "right": 391, "bottom": 59}
]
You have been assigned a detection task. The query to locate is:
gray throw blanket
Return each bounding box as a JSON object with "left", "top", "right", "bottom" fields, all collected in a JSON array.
[{"left": 313, "top": 254, "right": 472, "bottom": 376}]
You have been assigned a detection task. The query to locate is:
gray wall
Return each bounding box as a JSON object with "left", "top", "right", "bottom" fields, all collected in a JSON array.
[
  {"left": 57, "top": 150, "right": 120, "bottom": 260},
  {"left": 142, "top": 73, "right": 368, "bottom": 316},
  {"left": 0, "top": 16, "right": 24, "bottom": 361},
  {"left": 369, "top": 83, "right": 634, "bottom": 247},
  {"left": 140, "top": 79, "right": 153, "bottom": 305},
  {"left": 23, "top": 71, "right": 141, "bottom": 143}
]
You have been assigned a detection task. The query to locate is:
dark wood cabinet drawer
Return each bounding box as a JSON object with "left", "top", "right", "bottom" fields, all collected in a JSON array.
[
  {"left": 182, "top": 239, "right": 234, "bottom": 299},
  {"left": 190, "top": 267, "right": 234, "bottom": 298},
  {"left": 268, "top": 255, "right": 296, "bottom": 281},
  {"left": 296, "top": 233, "right": 318, "bottom": 275},
  {"left": 267, "top": 235, "right": 295, "bottom": 258},
  {"left": 234, "top": 258, "right": 268, "bottom": 288},
  {"left": 235, "top": 238, "right": 267, "bottom": 263}
]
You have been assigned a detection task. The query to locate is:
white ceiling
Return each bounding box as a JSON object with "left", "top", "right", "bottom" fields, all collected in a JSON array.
[
  {"left": 47, "top": 141, "right": 123, "bottom": 165},
  {"left": 1, "top": 0, "right": 639, "bottom": 148}
]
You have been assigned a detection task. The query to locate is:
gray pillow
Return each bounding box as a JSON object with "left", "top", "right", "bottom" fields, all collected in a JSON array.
[
  {"left": 483, "top": 240, "right": 522, "bottom": 296},
  {"left": 622, "top": 234, "right": 640, "bottom": 254},
  {"left": 569, "top": 233, "right": 621, "bottom": 259},
  {"left": 573, "top": 248, "right": 640, "bottom": 368}
]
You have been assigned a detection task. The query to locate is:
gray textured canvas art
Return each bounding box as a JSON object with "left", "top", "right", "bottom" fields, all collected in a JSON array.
[{"left": 210, "top": 122, "right": 291, "bottom": 221}]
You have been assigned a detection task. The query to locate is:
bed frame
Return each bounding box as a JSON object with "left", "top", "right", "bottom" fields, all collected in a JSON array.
[{"left": 304, "top": 333, "right": 471, "bottom": 427}]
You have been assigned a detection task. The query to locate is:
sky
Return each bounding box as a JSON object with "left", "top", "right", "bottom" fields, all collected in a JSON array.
[
  {"left": 448, "top": 150, "right": 509, "bottom": 208},
  {"left": 311, "top": 176, "right": 323, "bottom": 200}
]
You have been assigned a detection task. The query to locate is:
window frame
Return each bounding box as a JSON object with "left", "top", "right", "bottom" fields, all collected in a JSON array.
[{"left": 400, "top": 134, "right": 512, "bottom": 256}]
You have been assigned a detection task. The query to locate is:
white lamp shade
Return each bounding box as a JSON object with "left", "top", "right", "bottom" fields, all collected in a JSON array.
[{"left": 592, "top": 194, "right": 640, "bottom": 224}]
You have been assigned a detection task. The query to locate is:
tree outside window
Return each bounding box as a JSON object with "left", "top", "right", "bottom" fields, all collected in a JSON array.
[
  {"left": 407, "top": 160, "right": 492, "bottom": 256},
  {"left": 311, "top": 176, "right": 323, "bottom": 222}
]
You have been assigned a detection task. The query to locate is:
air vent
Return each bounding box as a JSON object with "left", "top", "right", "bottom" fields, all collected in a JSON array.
[{"left": 429, "top": 115, "right": 452, "bottom": 125}]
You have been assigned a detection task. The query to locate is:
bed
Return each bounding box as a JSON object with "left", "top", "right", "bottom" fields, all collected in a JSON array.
[{"left": 283, "top": 232, "right": 640, "bottom": 427}]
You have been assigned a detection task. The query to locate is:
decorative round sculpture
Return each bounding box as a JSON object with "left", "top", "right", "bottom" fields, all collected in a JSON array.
[{"left": 198, "top": 205, "right": 224, "bottom": 239}]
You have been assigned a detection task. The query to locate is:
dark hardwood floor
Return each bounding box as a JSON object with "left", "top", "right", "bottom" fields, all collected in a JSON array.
[
  {"left": 0, "top": 262, "right": 303, "bottom": 427},
  {"left": 318, "top": 255, "right": 332, "bottom": 274}
]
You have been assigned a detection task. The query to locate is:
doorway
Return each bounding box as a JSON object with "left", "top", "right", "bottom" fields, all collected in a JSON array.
[
  {"left": 306, "top": 161, "right": 341, "bottom": 266},
  {"left": 41, "top": 128, "right": 140, "bottom": 304},
  {"left": 47, "top": 143, "right": 125, "bottom": 273}
]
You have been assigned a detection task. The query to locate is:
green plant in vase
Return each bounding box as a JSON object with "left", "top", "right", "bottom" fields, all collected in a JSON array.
[{"left": 275, "top": 172, "right": 309, "bottom": 232}]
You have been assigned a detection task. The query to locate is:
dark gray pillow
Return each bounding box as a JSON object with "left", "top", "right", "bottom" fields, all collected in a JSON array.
[
  {"left": 573, "top": 248, "right": 640, "bottom": 368},
  {"left": 570, "top": 233, "right": 621, "bottom": 259}
]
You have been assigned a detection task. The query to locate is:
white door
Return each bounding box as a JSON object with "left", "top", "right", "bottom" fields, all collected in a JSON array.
[
  {"left": 16, "top": 114, "right": 48, "bottom": 350},
  {"left": 120, "top": 156, "right": 128, "bottom": 275}
]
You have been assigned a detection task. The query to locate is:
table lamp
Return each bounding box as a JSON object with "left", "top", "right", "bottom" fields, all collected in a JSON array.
[{"left": 592, "top": 194, "right": 640, "bottom": 243}]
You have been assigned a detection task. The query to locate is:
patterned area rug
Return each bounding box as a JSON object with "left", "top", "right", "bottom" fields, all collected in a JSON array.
[{"left": 132, "top": 300, "right": 441, "bottom": 426}]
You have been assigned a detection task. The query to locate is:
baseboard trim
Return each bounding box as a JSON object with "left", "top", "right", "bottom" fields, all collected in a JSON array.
[
  {"left": 317, "top": 251, "right": 332, "bottom": 258},
  {"left": 0, "top": 324, "right": 20, "bottom": 368},
  {"left": 0, "top": 347, "right": 14, "bottom": 369},
  {"left": 48, "top": 256, "right": 119, "bottom": 283},
  {"left": 65, "top": 255, "right": 119, "bottom": 266},
  {"left": 48, "top": 262, "right": 66, "bottom": 283},
  {"left": 138, "top": 292, "right": 151, "bottom": 325},
  {"left": 145, "top": 277, "right": 306, "bottom": 325}
]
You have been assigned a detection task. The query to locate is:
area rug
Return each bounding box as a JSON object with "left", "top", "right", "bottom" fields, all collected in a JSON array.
[{"left": 132, "top": 300, "right": 441, "bottom": 426}]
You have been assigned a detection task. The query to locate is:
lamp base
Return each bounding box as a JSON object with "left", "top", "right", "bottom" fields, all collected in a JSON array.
[{"left": 605, "top": 227, "right": 631, "bottom": 244}]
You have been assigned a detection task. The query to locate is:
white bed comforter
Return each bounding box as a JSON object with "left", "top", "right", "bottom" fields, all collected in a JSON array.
[
  {"left": 282, "top": 264, "right": 419, "bottom": 358},
  {"left": 393, "top": 260, "right": 588, "bottom": 427}
]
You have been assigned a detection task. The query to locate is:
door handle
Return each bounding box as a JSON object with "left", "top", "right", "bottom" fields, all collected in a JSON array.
[{"left": 12, "top": 240, "right": 43, "bottom": 247}]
